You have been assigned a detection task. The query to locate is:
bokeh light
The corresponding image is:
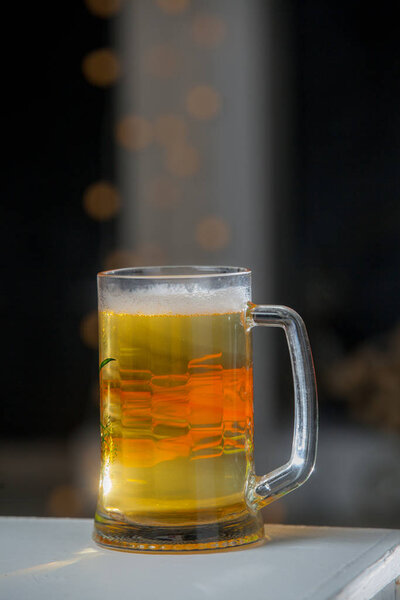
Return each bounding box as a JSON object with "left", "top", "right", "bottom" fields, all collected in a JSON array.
[
  {"left": 105, "top": 243, "right": 166, "bottom": 270},
  {"left": 154, "top": 114, "right": 187, "bottom": 147},
  {"left": 80, "top": 311, "right": 99, "bottom": 349},
  {"left": 83, "top": 181, "right": 120, "bottom": 221},
  {"left": 165, "top": 143, "right": 200, "bottom": 178},
  {"left": 192, "top": 15, "right": 227, "bottom": 48},
  {"left": 195, "top": 216, "right": 231, "bottom": 250},
  {"left": 133, "top": 242, "right": 167, "bottom": 266},
  {"left": 82, "top": 48, "right": 121, "bottom": 87},
  {"left": 262, "top": 501, "right": 286, "bottom": 524},
  {"left": 115, "top": 115, "right": 153, "bottom": 151},
  {"left": 156, "top": 0, "right": 189, "bottom": 15},
  {"left": 186, "top": 85, "right": 221, "bottom": 120},
  {"left": 47, "top": 485, "right": 83, "bottom": 517},
  {"left": 84, "top": 0, "right": 123, "bottom": 18},
  {"left": 146, "top": 177, "right": 182, "bottom": 208},
  {"left": 144, "top": 45, "right": 180, "bottom": 79},
  {"left": 104, "top": 249, "right": 136, "bottom": 270}
]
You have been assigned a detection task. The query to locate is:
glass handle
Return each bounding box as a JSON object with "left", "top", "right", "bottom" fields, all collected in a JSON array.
[{"left": 249, "top": 305, "right": 318, "bottom": 508}]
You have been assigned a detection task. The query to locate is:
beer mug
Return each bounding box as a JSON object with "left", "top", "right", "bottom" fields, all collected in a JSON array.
[{"left": 94, "top": 266, "right": 317, "bottom": 552}]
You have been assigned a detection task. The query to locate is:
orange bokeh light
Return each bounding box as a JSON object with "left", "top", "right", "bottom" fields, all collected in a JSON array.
[
  {"left": 80, "top": 311, "right": 99, "bottom": 349},
  {"left": 192, "top": 15, "right": 226, "bottom": 48},
  {"left": 47, "top": 485, "right": 83, "bottom": 518},
  {"left": 195, "top": 216, "right": 231, "bottom": 251},
  {"left": 156, "top": 0, "right": 189, "bottom": 15},
  {"left": 115, "top": 115, "right": 153, "bottom": 151},
  {"left": 83, "top": 181, "right": 120, "bottom": 221},
  {"left": 82, "top": 48, "right": 121, "bottom": 87},
  {"left": 105, "top": 244, "right": 166, "bottom": 270},
  {"left": 84, "top": 0, "right": 123, "bottom": 18},
  {"left": 186, "top": 85, "right": 221, "bottom": 120}
]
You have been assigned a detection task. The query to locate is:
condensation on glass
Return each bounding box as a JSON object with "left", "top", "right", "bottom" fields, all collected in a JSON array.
[{"left": 94, "top": 266, "right": 318, "bottom": 552}]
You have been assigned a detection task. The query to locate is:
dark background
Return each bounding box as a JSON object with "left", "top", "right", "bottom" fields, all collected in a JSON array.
[
  {"left": 1, "top": 0, "right": 399, "bottom": 525},
  {"left": 1, "top": 2, "right": 111, "bottom": 438}
]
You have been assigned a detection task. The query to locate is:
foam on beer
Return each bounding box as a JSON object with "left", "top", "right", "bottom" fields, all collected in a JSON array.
[{"left": 99, "top": 283, "right": 250, "bottom": 315}]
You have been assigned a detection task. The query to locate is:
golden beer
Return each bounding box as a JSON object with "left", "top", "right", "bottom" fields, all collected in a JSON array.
[
  {"left": 96, "top": 309, "right": 254, "bottom": 530},
  {"left": 93, "top": 266, "right": 317, "bottom": 552}
]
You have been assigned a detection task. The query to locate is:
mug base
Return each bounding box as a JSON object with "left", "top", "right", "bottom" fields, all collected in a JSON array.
[{"left": 93, "top": 510, "right": 264, "bottom": 553}]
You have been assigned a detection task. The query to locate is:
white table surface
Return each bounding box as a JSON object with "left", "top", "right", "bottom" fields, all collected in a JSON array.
[{"left": 0, "top": 518, "right": 399, "bottom": 600}]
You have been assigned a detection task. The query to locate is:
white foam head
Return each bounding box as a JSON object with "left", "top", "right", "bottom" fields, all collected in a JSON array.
[{"left": 99, "top": 282, "right": 250, "bottom": 315}]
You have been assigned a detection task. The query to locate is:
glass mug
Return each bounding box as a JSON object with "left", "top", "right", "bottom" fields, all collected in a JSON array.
[{"left": 93, "top": 266, "right": 317, "bottom": 552}]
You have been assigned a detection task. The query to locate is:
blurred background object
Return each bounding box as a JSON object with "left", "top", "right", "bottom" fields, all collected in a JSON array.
[{"left": 1, "top": 0, "right": 399, "bottom": 528}]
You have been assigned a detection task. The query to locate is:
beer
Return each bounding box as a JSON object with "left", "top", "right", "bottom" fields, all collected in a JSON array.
[
  {"left": 96, "top": 303, "right": 254, "bottom": 528},
  {"left": 94, "top": 266, "right": 317, "bottom": 552}
]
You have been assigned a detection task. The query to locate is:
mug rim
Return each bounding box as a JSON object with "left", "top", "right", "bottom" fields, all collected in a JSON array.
[{"left": 98, "top": 265, "right": 251, "bottom": 280}]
